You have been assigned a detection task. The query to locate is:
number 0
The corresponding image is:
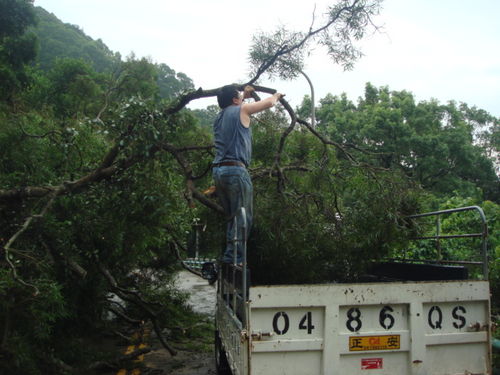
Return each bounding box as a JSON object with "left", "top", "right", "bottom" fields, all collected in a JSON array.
[{"left": 273, "top": 312, "right": 290, "bottom": 335}]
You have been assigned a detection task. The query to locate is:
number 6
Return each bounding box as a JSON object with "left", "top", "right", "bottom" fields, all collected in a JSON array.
[{"left": 379, "top": 306, "right": 395, "bottom": 330}]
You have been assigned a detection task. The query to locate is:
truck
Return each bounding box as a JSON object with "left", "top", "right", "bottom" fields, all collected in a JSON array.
[{"left": 209, "top": 206, "right": 494, "bottom": 375}]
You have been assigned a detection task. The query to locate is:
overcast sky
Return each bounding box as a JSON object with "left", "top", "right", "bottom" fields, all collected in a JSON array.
[{"left": 34, "top": 0, "right": 500, "bottom": 117}]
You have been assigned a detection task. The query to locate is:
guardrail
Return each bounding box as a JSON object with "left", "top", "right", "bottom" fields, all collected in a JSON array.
[
  {"left": 183, "top": 258, "right": 217, "bottom": 271},
  {"left": 406, "top": 206, "right": 489, "bottom": 279}
]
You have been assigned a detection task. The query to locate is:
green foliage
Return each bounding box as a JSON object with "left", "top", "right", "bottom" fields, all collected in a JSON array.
[
  {"left": 0, "top": 105, "right": 200, "bottom": 373},
  {"left": 461, "top": 103, "right": 500, "bottom": 177},
  {"left": 250, "top": 26, "right": 306, "bottom": 80},
  {"left": 32, "top": 7, "right": 119, "bottom": 72},
  {"left": 0, "top": 2, "right": 498, "bottom": 373},
  {"left": 0, "top": 0, "right": 38, "bottom": 101},
  {"left": 218, "top": 111, "right": 423, "bottom": 284},
  {"left": 191, "top": 104, "right": 220, "bottom": 129},
  {"left": 44, "top": 57, "right": 104, "bottom": 118},
  {"left": 116, "top": 54, "right": 160, "bottom": 101},
  {"left": 0, "top": 0, "right": 36, "bottom": 38},
  {"left": 249, "top": 0, "right": 382, "bottom": 80},
  {"left": 157, "top": 63, "right": 195, "bottom": 99},
  {"left": 315, "top": 83, "right": 499, "bottom": 202},
  {"left": 0, "top": 269, "right": 68, "bottom": 375},
  {"left": 0, "top": 15, "right": 200, "bottom": 370},
  {"left": 125, "top": 272, "right": 214, "bottom": 352},
  {"left": 31, "top": 7, "right": 194, "bottom": 106},
  {"left": 405, "top": 196, "right": 500, "bottom": 307}
]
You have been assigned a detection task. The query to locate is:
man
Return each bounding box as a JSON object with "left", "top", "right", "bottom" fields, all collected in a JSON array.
[{"left": 212, "top": 84, "right": 283, "bottom": 265}]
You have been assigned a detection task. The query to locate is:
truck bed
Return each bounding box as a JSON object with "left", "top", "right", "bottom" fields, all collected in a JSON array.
[{"left": 246, "top": 280, "right": 491, "bottom": 375}]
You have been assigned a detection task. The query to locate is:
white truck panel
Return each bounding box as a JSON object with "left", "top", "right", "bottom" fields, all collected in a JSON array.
[{"left": 245, "top": 280, "right": 491, "bottom": 375}]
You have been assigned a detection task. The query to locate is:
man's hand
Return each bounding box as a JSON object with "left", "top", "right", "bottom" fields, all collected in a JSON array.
[
  {"left": 240, "top": 90, "right": 285, "bottom": 127},
  {"left": 243, "top": 85, "right": 255, "bottom": 99},
  {"left": 274, "top": 92, "right": 285, "bottom": 101}
]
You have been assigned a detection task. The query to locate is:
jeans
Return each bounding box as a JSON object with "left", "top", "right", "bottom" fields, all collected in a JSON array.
[{"left": 212, "top": 166, "right": 253, "bottom": 264}]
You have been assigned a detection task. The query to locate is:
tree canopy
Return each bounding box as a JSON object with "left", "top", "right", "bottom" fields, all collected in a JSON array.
[{"left": 0, "top": 0, "right": 498, "bottom": 373}]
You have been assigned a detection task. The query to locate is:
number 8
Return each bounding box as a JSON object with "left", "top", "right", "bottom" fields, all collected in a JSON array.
[{"left": 346, "top": 308, "right": 362, "bottom": 332}]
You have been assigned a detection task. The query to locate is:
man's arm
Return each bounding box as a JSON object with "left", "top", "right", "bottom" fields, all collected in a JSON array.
[{"left": 240, "top": 87, "right": 283, "bottom": 127}]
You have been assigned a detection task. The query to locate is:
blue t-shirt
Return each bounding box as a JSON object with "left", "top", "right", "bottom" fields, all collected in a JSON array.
[{"left": 213, "top": 105, "right": 252, "bottom": 167}]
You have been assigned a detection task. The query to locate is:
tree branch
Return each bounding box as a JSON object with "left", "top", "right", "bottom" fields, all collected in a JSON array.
[
  {"left": 41, "top": 240, "right": 88, "bottom": 279},
  {"left": 298, "top": 118, "right": 358, "bottom": 163},
  {"left": 87, "top": 347, "right": 152, "bottom": 371},
  {"left": 19, "top": 124, "right": 62, "bottom": 139},
  {"left": 251, "top": 165, "right": 311, "bottom": 180},
  {"left": 97, "top": 261, "right": 177, "bottom": 356},
  {"left": 107, "top": 306, "right": 142, "bottom": 325},
  {"left": 0, "top": 146, "right": 140, "bottom": 201},
  {"left": 170, "top": 241, "right": 203, "bottom": 278},
  {"left": 159, "top": 141, "right": 224, "bottom": 214},
  {"left": 248, "top": 0, "right": 373, "bottom": 84},
  {"left": 2, "top": 192, "right": 59, "bottom": 294}
]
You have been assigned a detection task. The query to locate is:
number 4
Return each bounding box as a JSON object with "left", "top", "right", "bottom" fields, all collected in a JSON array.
[{"left": 299, "top": 311, "right": 315, "bottom": 334}]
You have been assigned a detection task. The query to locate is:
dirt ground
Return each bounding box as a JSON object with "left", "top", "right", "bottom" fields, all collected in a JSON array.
[
  {"left": 141, "top": 343, "right": 216, "bottom": 375},
  {"left": 104, "top": 339, "right": 216, "bottom": 375}
]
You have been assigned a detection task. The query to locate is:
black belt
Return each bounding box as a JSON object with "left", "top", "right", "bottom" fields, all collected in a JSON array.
[{"left": 212, "top": 161, "right": 246, "bottom": 168}]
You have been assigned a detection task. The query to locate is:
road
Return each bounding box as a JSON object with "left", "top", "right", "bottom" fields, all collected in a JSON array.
[{"left": 174, "top": 270, "right": 216, "bottom": 316}]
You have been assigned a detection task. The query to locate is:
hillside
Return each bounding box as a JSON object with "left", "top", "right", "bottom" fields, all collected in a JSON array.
[
  {"left": 32, "top": 6, "right": 119, "bottom": 72},
  {"left": 31, "top": 6, "right": 194, "bottom": 99}
]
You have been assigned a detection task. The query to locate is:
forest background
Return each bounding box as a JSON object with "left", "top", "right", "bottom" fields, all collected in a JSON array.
[{"left": 0, "top": 0, "right": 499, "bottom": 374}]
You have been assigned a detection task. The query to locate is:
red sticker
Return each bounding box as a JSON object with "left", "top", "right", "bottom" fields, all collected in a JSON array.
[{"left": 361, "top": 358, "right": 383, "bottom": 370}]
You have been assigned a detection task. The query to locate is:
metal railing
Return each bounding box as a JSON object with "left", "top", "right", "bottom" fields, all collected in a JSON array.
[
  {"left": 183, "top": 257, "right": 217, "bottom": 270},
  {"left": 405, "top": 206, "right": 489, "bottom": 279},
  {"left": 219, "top": 207, "right": 248, "bottom": 328}
]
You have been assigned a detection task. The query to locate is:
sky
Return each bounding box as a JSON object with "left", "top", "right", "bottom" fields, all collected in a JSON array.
[{"left": 33, "top": 0, "right": 500, "bottom": 117}]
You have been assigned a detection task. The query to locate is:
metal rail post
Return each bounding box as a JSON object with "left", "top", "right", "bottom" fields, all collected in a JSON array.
[
  {"left": 407, "top": 206, "right": 489, "bottom": 279},
  {"left": 223, "top": 207, "right": 248, "bottom": 328},
  {"left": 241, "top": 207, "right": 248, "bottom": 328}
]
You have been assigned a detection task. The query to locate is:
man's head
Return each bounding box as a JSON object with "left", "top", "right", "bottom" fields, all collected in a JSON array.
[{"left": 217, "top": 84, "right": 242, "bottom": 109}]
